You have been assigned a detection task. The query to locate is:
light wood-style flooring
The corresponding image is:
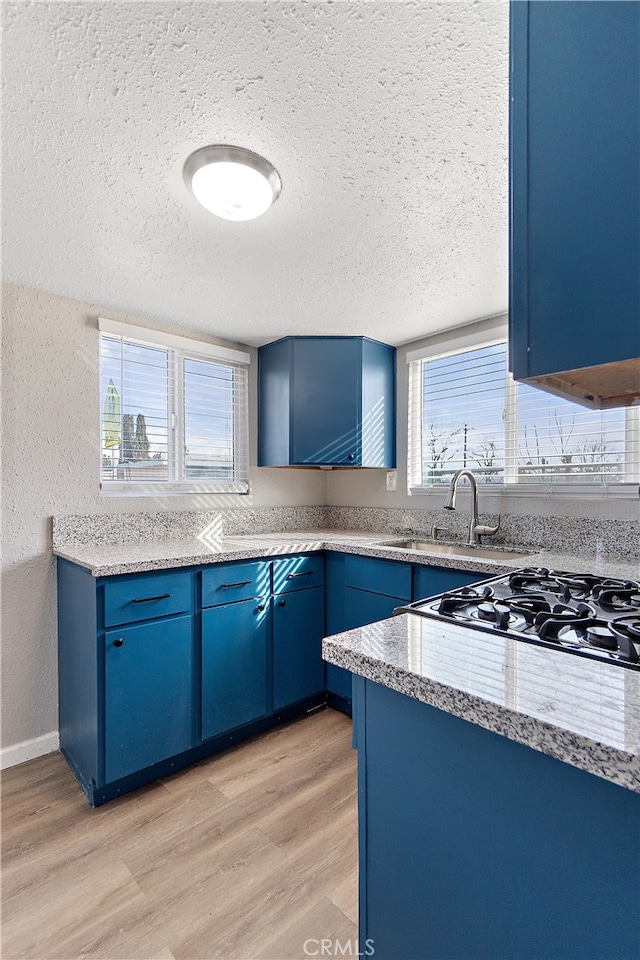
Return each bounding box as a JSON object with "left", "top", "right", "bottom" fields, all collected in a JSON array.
[{"left": 2, "top": 708, "right": 358, "bottom": 960}]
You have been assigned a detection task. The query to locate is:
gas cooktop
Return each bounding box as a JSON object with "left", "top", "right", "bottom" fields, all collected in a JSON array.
[{"left": 394, "top": 567, "right": 640, "bottom": 670}]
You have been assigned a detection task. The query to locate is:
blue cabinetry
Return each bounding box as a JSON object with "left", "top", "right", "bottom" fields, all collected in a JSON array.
[
  {"left": 258, "top": 336, "right": 396, "bottom": 467},
  {"left": 272, "top": 554, "right": 326, "bottom": 710},
  {"left": 201, "top": 604, "right": 269, "bottom": 743},
  {"left": 58, "top": 548, "right": 486, "bottom": 804},
  {"left": 325, "top": 554, "right": 481, "bottom": 710},
  {"left": 273, "top": 586, "right": 325, "bottom": 710},
  {"left": 58, "top": 561, "right": 196, "bottom": 802},
  {"left": 412, "top": 563, "right": 481, "bottom": 600},
  {"left": 105, "top": 614, "right": 193, "bottom": 781},
  {"left": 509, "top": 0, "right": 640, "bottom": 408},
  {"left": 354, "top": 675, "right": 640, "bottom": 960},
  {"left": 201, "top": 559, "right": 270, "bottom": 740},
  {"left": 58, "top": 552, "right": 326, "bottom": 805}
]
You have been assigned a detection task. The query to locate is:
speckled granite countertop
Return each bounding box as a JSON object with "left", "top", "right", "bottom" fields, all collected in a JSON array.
[
  {"left": 323, "top": 612, "right": 640, "bottom": 792},
  {"left": 53, "top": 528, "right": 640, "bottom": 581}
]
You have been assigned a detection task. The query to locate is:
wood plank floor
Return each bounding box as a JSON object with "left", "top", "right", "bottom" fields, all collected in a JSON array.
[{"left": 1, "top": 708, "right": 358, "bottom": 960}]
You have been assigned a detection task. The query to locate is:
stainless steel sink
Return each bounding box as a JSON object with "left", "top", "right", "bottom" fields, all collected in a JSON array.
[{"left": 380, "top": 539, "right": 533, "bottom": 561}]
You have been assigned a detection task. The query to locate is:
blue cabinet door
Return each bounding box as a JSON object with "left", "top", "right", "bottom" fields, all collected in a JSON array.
[
  {"left": 412, "top": 565, "right": 484, "bottom": 601},
  {"left": 345, "top": 554, "right": 412, "bottom": 600},
  {"left": 291, "top": 338, "right": 361, "bottom": 465},
  {"left": 104, "top": 614, "right": 193, "bottom": 782},
  {"left": 324, "top": 552, "right": 351, "bottom": 701},
  {"left": 509, "top": 1, "right": 640, "bottom": 382},
  {"left": 344, "top": 588, "right": 408, "bottom": 630},
  {"left": 201, "top": 597, "right": 269, "bottom": 741},
  {"left": 258, "top": 336, "right": 396, "bottom": 467},
  {"left": 273, "top": 586, "right": 325, "bottom": 710}
]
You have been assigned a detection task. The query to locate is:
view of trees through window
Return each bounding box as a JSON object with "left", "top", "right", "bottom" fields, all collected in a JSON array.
[
  {"left": 414, "top": 343, "right": 636, "bottom": 486},
  {"left": 100, "top": 334, "right": 242, "bottom": 484}
]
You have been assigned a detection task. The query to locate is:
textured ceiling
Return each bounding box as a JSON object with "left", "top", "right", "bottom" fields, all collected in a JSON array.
[{"left": 2, "top": 1, "right": 508, "bottom": 347}]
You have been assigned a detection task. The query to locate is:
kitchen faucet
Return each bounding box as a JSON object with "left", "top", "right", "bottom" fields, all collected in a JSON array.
[{"left": 443, "top": 469, "right": 500, "bottom": 546}]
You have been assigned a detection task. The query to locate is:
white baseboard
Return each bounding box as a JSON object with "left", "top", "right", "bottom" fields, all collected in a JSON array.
[{"left": 0, "top": 731, "right": 60, "bottom": 770}]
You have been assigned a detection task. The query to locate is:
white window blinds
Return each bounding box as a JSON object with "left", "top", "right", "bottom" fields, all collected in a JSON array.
[
  {"left": 99, "top": 319, "right": 250, "bottom": 495},
  {"left": 408, "top": 340, "right": 639, "bottom": 490}
]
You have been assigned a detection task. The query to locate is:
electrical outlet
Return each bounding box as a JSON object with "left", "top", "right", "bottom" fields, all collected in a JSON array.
[{"left": 386, "top": 470, "right": 397, "bottom": 492}]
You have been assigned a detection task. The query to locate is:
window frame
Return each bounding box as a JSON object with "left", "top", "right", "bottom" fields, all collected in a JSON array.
[
  {"left": 98, "top": 317, "right": 251, "bottom": 497},
  {"left": 407, "top": 324, "right": 640, "bottom": 500}
]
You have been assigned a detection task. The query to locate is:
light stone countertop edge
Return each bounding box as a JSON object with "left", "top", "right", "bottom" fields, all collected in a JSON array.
[{"left": 322, "top": 625, "right": 640, "bottom": 794}]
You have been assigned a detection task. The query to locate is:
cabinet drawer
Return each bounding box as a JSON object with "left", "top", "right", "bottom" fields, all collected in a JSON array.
[
  {"left": 104, "top": 571, "right": 192, "bottom": 627},
  {"left": 202, "top": 560, "right": 270, "bottom": 608},
  {"left": 344, "top": 555, "right": 411, "bottom": 600},
  {"left": 272, "top": 555, "right": 324, "bottom": 595}
]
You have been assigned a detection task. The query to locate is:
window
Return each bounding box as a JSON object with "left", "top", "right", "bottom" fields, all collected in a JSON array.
[
  {"left": 408, "top": 335, "right": 639, "bottom": 492},
  {"left": 99, "top": 318, "right": 250, "bottom": 495}
]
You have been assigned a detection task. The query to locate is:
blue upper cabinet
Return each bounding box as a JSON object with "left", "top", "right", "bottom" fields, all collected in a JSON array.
[
  {"left": 509, "top": 1, "right": 640, "bottom": 409},
  {"left": 258, "top": 336, "right": 396, "bottom": 467}
]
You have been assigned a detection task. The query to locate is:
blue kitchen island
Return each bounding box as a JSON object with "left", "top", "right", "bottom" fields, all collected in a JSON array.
[{"left": 323, "top": 613, "right": 640, "bottom": 960}]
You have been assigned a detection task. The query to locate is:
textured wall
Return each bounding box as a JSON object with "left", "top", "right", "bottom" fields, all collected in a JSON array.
[{"left": 0, "top": 282, "right": 326, "bottom": 752}]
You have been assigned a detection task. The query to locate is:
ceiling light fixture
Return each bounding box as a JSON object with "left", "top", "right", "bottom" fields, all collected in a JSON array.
[{"left": 183, "top": 145, "right": 282, "bottom": 222}]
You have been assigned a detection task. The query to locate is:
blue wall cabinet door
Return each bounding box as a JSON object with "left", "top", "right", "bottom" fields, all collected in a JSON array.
[
  {"left": 258, "top": 336, "right": 396, "bottom": 467},
  {"left": 292, "top": 338, "right": 361, "bottom": 465},
  {"left": 201, "top": 597, "right": 269, "bottom": 741},
  {"left": 104, "top": 614, "right": 193, "bottom": 782},
  {"left": 509, "top": 1, "right": 640, "bottom": 407},
  {"left": 273, "top": 586, "right": 325, "bottom": 710}
]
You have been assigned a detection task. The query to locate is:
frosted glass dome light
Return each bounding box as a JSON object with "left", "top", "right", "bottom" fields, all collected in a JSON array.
[{"left": 184, "top": 145, "right": 282, "bottom": 221}]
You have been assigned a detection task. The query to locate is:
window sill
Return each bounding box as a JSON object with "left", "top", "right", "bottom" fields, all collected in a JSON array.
[
  {"left": 101, "top": 481, "right": 250, "bottom": 497},
  {"left": 409, "top": 483, "right": 640, "bottom": 500}
]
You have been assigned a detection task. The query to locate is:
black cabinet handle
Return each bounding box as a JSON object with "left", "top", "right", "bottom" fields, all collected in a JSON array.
[
  {"left": 285, "top": 571, "right": 313, "bottom": 580},
  {"left": 257, "top": 603, "right": 266, "bottom": 612},
  {"left": 220, "top": 580, "right": 252, "bottom": 589},
  {"left": 347, "top": 454, "right": 356, "bottom": 461},
  {"left": 131, "top": 593, "right": 171, "bottom": 604},
  {"left": 113, "top": 637, "right": 124, "bottom": 647},
  {"left": 278, "top": 599, "right": 286, "bottom": 607}
]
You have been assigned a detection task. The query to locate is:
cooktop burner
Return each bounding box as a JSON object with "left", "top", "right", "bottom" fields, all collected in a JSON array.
[{"left": 394, "top": 567, "right": 640, "bottom": 669}]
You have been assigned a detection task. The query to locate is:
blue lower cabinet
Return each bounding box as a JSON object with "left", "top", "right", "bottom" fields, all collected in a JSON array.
[
  {"left": 344, "top": 587, "right": 411, "bottom": 628},
  {"left": 273, "top": 586, "right": 325, "bottom": 710},
  {"left": 325, "top": 663, "right": 353, "bottom": 701},
  {"left": 104, "top": 614, "right": 194, "bottom": 782},
  {"left": 201, "top": 597, "right": 269, "bottom": 741},
  {"left": 324, "top": 554, "right": 481, "bottom": 709},
  {"left": 354, "top": 676, "right": 640, "bottom": 960},
  {"left": 412, "top": 564, "right": 484, "bottom": 600},
  {"left": 104, "top": 570, "right": 192, "bottom": 627}
]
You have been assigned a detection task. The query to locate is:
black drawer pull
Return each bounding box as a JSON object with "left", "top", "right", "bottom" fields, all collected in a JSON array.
[
  {"left": 131, "top": 593, "right": 171, "bottom": 604},
  {"left": 220, "top": 580, "right": 252, "bottom": 589},
  {"left": 278, "top": 599, "right": 286, "bottom": 607},
  {"left": 286, "top": 571, "right": 313, "bottom": 580},
  {"left": 113, "top": 637, "right": 124, "bottom": 647},
  {"left": 257, "top": 603, "right": 266, "bottom": 612}
]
